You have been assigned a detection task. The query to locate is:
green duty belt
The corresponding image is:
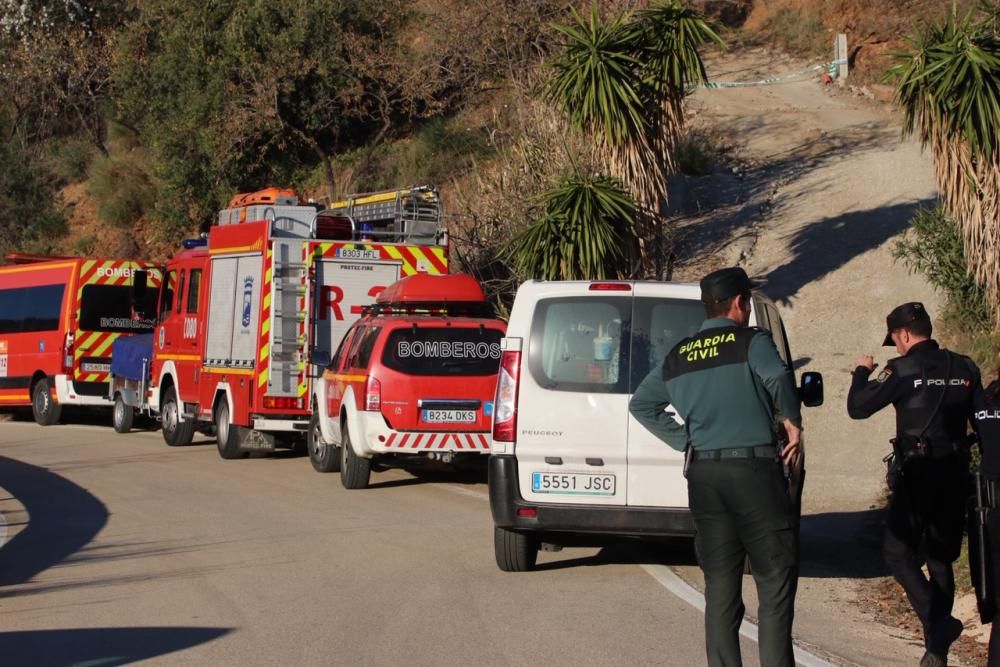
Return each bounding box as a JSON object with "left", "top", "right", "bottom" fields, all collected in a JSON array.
[{"left": 691, "top": 445, "right": 778, "bottom": 461}]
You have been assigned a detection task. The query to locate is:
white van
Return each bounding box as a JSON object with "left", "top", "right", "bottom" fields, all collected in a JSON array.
[{"left": 488, "top": 280, "right": 822, "bottom": 571}]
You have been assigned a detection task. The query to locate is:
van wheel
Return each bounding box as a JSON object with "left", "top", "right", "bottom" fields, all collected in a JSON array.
[
  {"left": 215, "top": 400, "right": 247, "bottom": 460},
  {"left": 309, "top": 412, "right": 340, "bottom": 473},
  {"left": 161, "top": 386, "right": 194, "bottom": 446},
  {"left": 31, "top": 377, "right": 61, "bottom": 426},
  {"left": 340, "top": 429, "right": 370, "bottom": 489},
  {"left": 112, "top": 394, "right": 134, "bottom": 433},
  {"left": 494, "top": 525, "right": 538, "bottom": 572}
]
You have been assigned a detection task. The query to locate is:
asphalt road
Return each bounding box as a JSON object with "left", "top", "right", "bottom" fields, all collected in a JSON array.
[{"left": 0, "top": 418, "right": 781, "bottom": 667}]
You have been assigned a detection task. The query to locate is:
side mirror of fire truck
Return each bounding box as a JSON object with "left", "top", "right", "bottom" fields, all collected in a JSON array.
[
  {"left": 310, "top": 349, "right": 332, "bottom": 368},
  {"left": 131, "top": 270, "right": 150, "bottom": 318}
]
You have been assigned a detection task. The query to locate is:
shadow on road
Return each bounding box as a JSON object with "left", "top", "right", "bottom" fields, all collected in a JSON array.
[
  {"left": 799, "top": 508, "right": 889, "bottom": 579},
  {"left": 0, "top": 456, "right": 108, "bottom": 587},
  {"left": 534, "top": 537, "right": 697, "bottom": 571},
  {"left": 0, "top": 626, "right": 232, "bottom": 666},
  {"left": 762, "top": 199, "right": 934, "bottom": 304}
]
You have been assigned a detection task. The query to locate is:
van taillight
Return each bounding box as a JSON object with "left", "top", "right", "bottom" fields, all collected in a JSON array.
[
  {"left": 365, "top": 376, "right": 381, "bottom": 411},
  {"left": 492, "top": 350, "right": 521, "bottom": 444},
  {"left": 63, "top": 332, "right": 74, "bottom": 373}
]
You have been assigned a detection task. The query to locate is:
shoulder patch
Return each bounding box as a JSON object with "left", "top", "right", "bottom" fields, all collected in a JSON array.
[{"left": 876, "top": 367, "right": 893, "bottom": 383}]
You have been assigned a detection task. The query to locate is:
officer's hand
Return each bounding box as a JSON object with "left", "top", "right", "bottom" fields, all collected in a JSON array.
[
  {"left": 781, "top": 419, "right": 802, "bottom": 467},
  {"left": 853, "top": 354, "right": 876, "bottom": 372}
]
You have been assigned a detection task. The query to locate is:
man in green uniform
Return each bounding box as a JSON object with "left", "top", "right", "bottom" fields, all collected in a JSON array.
[{"left": 630, "top": 266, "right": 802, "bottom": 667}]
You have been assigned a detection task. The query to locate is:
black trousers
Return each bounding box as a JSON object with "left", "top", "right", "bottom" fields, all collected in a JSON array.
[
  {"left": 987, "top": 507, "right": 1000, "bottom": 666},
  {"left": 883, "top": 453, "right": 968, "bottom": 654},
  {"left": 688, "top": 458, "right": 798, "bottom": 667}
]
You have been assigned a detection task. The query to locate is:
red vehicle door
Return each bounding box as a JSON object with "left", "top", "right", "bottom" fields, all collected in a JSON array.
[{"left": 154, "top": 266, "right": 199, "bottom": 401}]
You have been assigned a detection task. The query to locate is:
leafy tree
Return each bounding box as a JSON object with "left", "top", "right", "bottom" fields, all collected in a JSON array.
[
  {"left": 510, "top": 164, "right": 636, "bottom": 280},
  {"left": 545, "top": 1, "right": 721, "bottom": 277},
  {"left": 888, "top": 3, "right": 1000, "bottom": 320},
  {"left": 0, "top": 134, "right": 66, "bottom": 258}
]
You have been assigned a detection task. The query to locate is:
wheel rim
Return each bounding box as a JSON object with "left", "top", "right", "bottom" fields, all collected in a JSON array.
[
  {"left": 34, "top": 384, "right": 48, "bottom": 415},
  {"left": 163, "top": 398, "right": 177, "bottom": 436},
  {"left": 217, "top": 404, "right": 229, "bottom": 445},
  {"left": 310, "top": 421, "right": 323, "bottom": 459},
  {"left": 114, "top": 400, "right": 124, "bottom": 427}
]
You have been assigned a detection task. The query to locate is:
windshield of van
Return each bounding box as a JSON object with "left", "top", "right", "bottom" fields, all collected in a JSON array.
[
  {"left": 79, "top": 284, "right": 158, "bottom": 333},
  {"left": 527, "top": 296, "right": 706, "bottom": 394},
  {"left": 382, "top": 326, "right": 502, "bottom": 376}
]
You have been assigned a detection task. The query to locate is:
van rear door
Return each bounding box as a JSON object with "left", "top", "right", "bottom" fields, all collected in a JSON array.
[
  {"left": 625, "top": 284, "right": 705, "bottom": 508},
  {"left": 515, "top": 292, "right": 630, "bottom": 506}
]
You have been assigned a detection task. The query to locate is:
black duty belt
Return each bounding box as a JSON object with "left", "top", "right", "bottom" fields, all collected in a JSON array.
[{"left": 691, "top": 445, "right": 778, "bottom": 462}]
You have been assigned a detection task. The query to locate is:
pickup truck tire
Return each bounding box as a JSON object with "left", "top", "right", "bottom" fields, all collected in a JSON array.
[
  {"left": 161, "top": 386, "right": 195, "bottom": 446},
  {"left": 31, "top": 377, "right": 61, "bottom": 426},
  {"left": 340, "top": 429, "right": 370, "bottom": 489},
  {"left": 308, "top": 412, "right": 340, "bottom": 473},
  {"left": 112, "top": 394, "right": 134, "bottom": 434},
  {"left": 494, "top": 525, "right": 538, "bottom": 572},
  {"left": 215, "top": 400, "right": 247, "bottom": 460}
]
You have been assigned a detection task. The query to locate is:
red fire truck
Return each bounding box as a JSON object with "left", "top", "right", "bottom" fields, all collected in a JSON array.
[
  {"left": 0, "top": 254, "right": 161, "bottom": 425},
  {"left": 110, "top": 186, "right": 449, "bottom": 458}
]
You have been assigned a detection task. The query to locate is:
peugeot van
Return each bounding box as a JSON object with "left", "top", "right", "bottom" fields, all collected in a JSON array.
[{"left": 489, "top": 280, "right": 822, "bottom": 571}]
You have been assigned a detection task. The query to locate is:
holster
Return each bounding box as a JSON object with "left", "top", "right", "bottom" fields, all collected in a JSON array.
[
  {"left": 968, "top": 472, "right": 997, "bottom": 623},
  {"left": 890, "top": 435, "right": 927, "bottom": 466}
]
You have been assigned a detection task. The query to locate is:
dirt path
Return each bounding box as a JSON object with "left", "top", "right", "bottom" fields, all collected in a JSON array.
[{"left": 671, "top": 47, "right": 984, "bottom": 665}]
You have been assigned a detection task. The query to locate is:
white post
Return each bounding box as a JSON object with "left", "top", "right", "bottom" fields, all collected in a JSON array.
[{"left": 835, "top": 33, "right": 849, "bottom": 80}]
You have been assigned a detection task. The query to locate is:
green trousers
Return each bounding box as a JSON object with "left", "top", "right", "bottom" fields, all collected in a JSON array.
[{"left": 688, "top": 458, "right": 799, "bottom": 667}]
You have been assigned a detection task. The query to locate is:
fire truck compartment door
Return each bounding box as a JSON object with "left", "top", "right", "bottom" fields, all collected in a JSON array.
[
  {"left": 206, "top": 255, "right": 263, "bottom": 366},
  {"left": 314, "top": 259, "right": 401, "bottom": 360}
]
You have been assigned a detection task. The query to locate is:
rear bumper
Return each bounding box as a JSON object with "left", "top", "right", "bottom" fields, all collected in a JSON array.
[
  {"left": 489, "top": 455, "right": 696, "bottom": 537},
  {"left": 55, "top": 375, "right": 111, "bottom": 406},
  {"left": 357, "top": 411, "right": 490, "bottom": 455}
]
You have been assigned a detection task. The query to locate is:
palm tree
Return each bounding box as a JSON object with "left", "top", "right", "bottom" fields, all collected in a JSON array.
[
  {"left": 544, "top": 1, "right": 722, "bottom": 278},
  {"left": 510, "top": 164, "right": 636, "bottom": 281},
  {"left": 888, "top": 4, "right": 1000, "bottom": 320}
]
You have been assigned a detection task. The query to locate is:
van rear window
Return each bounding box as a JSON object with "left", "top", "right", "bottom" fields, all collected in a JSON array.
[
  {"left": 528, "top": 296, "right": 705, "bottom": 394},
  {"left": 79, "top": 284, "right": 157, "bottom": 333},
  {"left": 382, "top": 327, "right": 502, "bottom": 376}
]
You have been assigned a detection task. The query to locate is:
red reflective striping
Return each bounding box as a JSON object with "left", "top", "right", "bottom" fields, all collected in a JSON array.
[
  {"left": 395, "top": 245, "right": 421, "bottom": 273},
  {"left": 386, "top": 433, "right": 397, "bottom": 448},
  {"left": 452, "top": 433, "right": 463, "bottom": 450},
  {"left": 477, "top": 434, "right": 489, "bottom": 449},
  {"left": 398, "top": 434, "right": 410, "bottom": 449},
  {"left": 421, "top": 248, "right": 448, "bottom": 275},
  {"left": 411, "top": 434, "right": 424, "bottom": 449}
]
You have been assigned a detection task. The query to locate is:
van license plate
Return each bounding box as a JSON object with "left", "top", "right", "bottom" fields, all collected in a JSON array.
[
  {"left": 422, "top": 409, "right": 476, "bottom": 423},
  {"left": 531, "top": 472, "right": 616, "bottom": 496}
]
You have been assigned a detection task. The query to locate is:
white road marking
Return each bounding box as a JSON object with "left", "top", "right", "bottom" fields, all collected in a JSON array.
[{"left": 438, "top": 482, "right": 835, "bottom": 667}]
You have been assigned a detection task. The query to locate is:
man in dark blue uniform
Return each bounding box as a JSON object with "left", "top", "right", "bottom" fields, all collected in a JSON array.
[
  {"left": 630, "top": 267, "right": 802, "bottom": 667},
  {"left": 847, "top": 302, "right": 980, "bottom": 667},
  {"left": 973, "top": 372, "right": 1000, "bottom": 666}
]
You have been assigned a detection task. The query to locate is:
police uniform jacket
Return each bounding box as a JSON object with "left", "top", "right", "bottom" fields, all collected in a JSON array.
[
  {"left": 629, "top": 317, "right": 802, "bottom": 452},
  {"left": 975, "top": 380, "right": 1000, "bottom": 481},
  {"left": 847, "top": 340, "right": 979, "bottom": 447}
]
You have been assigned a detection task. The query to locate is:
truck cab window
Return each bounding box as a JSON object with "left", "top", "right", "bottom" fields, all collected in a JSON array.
[
  {"left": 160, "top": 270, "right": 177, "bottom": 318},
  {"left": 186, "top": 269, "right": 202, "bottom": 313}
]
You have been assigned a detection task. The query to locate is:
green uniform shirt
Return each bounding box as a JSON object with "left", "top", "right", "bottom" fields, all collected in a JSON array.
[{"left": 629, "top": 317, "right": 802, "bottom": 452}]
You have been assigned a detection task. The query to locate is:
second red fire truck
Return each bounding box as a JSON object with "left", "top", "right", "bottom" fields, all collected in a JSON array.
[{"left": 109, "top": 186, "right": 449, "bottom": 458}]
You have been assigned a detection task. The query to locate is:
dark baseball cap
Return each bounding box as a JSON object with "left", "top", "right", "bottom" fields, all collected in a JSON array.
[
  {"left": 700, "top": 267, "right": 758, "bottom": 303},
  {"left": 882, "top": 302, "right": 931, "bottom": 346}
]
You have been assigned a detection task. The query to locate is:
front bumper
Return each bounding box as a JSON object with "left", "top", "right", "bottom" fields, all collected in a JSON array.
[{"left": 489, "top": 455, "right": 696, "bottom": 537}]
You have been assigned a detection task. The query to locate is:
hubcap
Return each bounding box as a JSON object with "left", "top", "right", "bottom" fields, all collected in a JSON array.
[
  {"left": 217, "top": 406, "right": 229, "bottom": 444},
  {"left": 311, "top": 423, "right": 323, "bottom": 457},
  {"left": 34, "top": 385, "right": 48, "bottom": 415},
  {"left": 163, "top": 400, "right": 177, "bottom": 435},
  {"left": 115, "top": 401, "right": 124, "bottom": 425}
]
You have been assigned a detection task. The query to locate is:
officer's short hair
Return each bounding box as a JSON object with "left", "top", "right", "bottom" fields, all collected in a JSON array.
[
  {"left": 903, "top": 318, "right": 932, "bottom": 339},
  {"left": 704, "top": 290, "right": 750, "bottom": 318}
]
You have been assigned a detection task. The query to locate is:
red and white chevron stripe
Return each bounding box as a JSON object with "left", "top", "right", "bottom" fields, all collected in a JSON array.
[{"left": 383, "top": 432, "right": 491, "bottom": 451}]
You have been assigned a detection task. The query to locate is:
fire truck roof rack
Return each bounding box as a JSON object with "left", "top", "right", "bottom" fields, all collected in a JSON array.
[{"left": 319, "top": 185, "right": 443, "bottom": 246}]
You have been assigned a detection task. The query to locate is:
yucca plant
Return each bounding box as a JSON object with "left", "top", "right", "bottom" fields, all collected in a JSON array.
[
  {"left": 544, "top": 1, "right": 721, "bottom": 277},
  {"left": 888, "top": 3, "right": 1000, "bottom": 320},
  {"left": 510, "top": 166, "right": 636, "bottom": 281}
]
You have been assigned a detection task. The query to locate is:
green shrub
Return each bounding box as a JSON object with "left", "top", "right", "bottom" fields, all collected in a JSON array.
[
  {"left": 72, "top": 234, "right": 97, "bottom": 254},
  {"left": 676, "top": 130, "right": 721, "bottom": 176},
  {"left": 87, "top": 154, "right": 156, "bottom": 228},
  {"left": 893, "top": 205, "right": 996, "bottom": 367},
  {"left": 44, "top": 138, "right": 95, "bottom": 186},
  {"left": 0, "top": 138, "right": 66, "bottom": 257},
  {"left": 759, "top": 8, "right": 829, "bottom": 57}
]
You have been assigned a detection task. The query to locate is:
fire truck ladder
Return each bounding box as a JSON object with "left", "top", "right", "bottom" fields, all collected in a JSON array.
[
  {"left": 268, "top": 240, "right": 308, "bottom": 397},
  {"left": 322, "top": 185, "right": 442, "bottom": 245}
]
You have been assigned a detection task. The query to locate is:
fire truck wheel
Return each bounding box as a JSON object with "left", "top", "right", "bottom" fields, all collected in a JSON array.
[
  {"left": 161, "top": 386, "right": 195, "bottom": 447},
  {"left": 31, "top": 377, "right": 61, "bottom": 426},
  {"left": 340, "top": 430, "right": 370, "bottom": 489},
  {"left": 215, "top": 400, "right": 247, "bottom": 460},
  {"left": 113, "top": 394, "right": 134, "bottom": 434},
  {"left": 493, "top": 525, "right": 538, "bottom": 572},
  {"left": 308, "top": 412, "right": 340, "bottom": 473}
]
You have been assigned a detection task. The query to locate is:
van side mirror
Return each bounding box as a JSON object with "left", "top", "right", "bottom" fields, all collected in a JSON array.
[
  {"left": 799, "top": 371, "right": 823, "bottom": 407},
  {"left": 131, "top": 270, "right": 149, "bottom": 318}
]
